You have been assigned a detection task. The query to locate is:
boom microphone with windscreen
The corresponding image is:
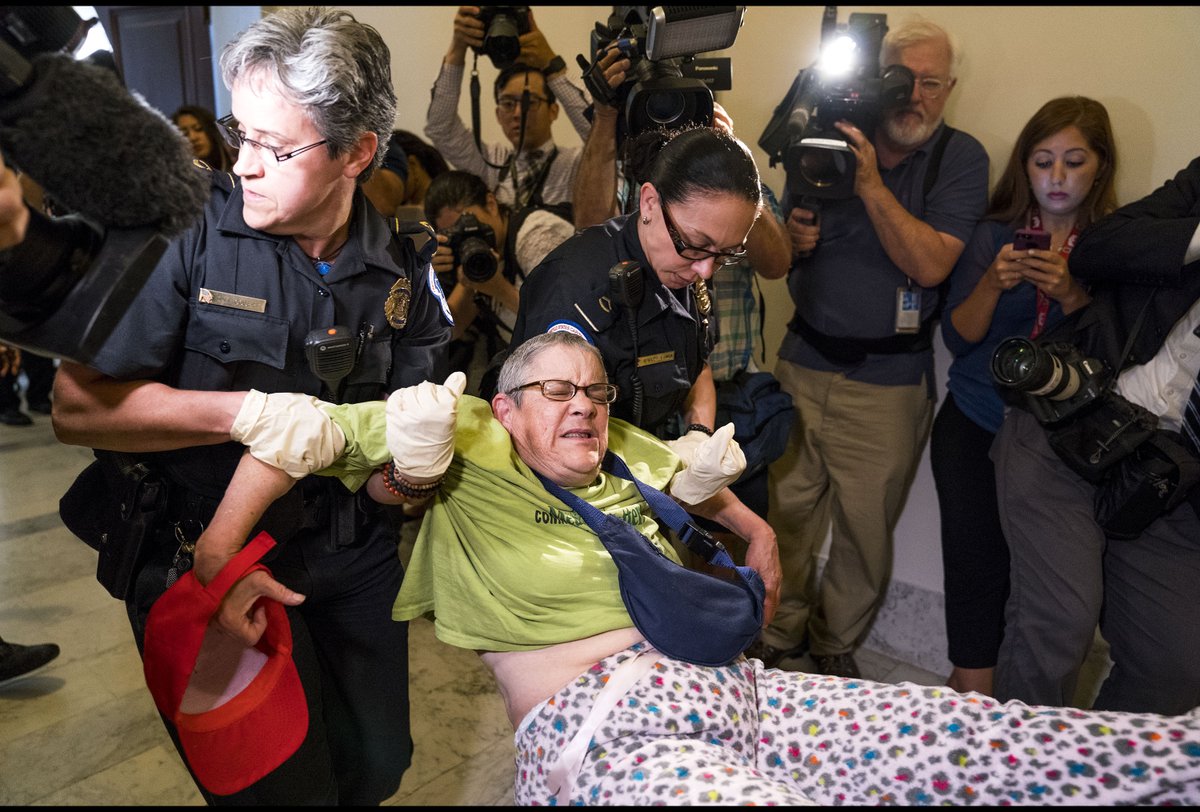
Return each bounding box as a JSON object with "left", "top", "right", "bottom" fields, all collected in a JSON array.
[{"left": 0, "top": 7, "right": 210, "bottom": 364}]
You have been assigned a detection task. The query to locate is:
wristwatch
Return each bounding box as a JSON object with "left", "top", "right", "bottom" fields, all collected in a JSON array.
[{"left": 543, "top": 54, "right": 566, "bottom": 78}]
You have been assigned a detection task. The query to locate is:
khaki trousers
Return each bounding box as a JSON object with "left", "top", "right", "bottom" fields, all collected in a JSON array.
[{"left": 763, "top": 359, "right": 932, "bottom": 655}]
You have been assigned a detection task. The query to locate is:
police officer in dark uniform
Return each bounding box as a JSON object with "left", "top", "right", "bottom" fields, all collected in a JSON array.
[
  {"left": 509, "top": 127, "right": 762, "bottom": 441},
  {"left": 51, "top": 9, "right": 450, "bottom": 806}
]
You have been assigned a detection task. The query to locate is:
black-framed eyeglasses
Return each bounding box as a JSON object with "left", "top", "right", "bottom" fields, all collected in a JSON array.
[
  {"left": 496, "top": 94, "right": 550, "bottom": 113},
  {"left": 659, "top": 199, "right": 749, "bottom": 267},
  {"left": 216, "top": 114, "right": 329, "bottom": 164},
  {"left": 509, "top": 379, "right": 618, "bottom": 405}
]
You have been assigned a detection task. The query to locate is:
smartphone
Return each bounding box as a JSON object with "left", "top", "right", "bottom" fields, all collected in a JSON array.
[{"left": 1013, "top": 228, "right": 1051, "bottom": 251}]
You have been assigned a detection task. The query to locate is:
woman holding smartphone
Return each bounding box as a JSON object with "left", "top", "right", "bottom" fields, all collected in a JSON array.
[{"left": 930, "top": 96, "right": 1117, "bottom": 695}]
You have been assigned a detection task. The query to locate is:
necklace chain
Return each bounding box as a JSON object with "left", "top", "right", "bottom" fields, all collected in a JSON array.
[
  {"left": 303, "top": 238, "right": 349, "bottom": 264},
  {"left": 302, "top": 237, "right": 349, "bottom": 277}
]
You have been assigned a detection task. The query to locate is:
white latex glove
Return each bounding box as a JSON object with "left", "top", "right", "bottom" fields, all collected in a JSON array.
[
  {"left": 664, "top": 429, "right": 712, "bottom": 468},
  {"left": 386, "top": 371, "right": 468, "bottom": 482},
  {"left": 668, "top": 423, "right": 746, "bottom": 505},
  {"left": 230, "top": 390, "right": 346, "bottom": 479}
]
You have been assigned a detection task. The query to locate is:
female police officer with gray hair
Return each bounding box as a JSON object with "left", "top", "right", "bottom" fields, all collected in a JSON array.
[{"left": 51, "top": 7, "right": 450, "bottom": 805}]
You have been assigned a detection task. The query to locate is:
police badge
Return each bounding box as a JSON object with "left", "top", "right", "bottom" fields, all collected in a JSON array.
[
  {"left": 693, "top": 278, "right": 712, "bottom": 316},
  {"left": 385, "top": 277, "right": 411, "bottom": 329}
]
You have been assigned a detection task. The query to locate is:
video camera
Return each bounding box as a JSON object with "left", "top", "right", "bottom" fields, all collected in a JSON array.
[
  {"left": 473, "top": 5, "right": 531, "bottom": 71},
  {"left": 579, "top": 6, "right": 744, "bottom": 140},
  {"left": 759, "top": 6, "right": 914, "bottom": 200},
  {"left": 441, "top": 212, "right": 499, "bottom": 283},
  {"left": 0, "top": 6, "right": 208, "bottom": 365},
  {"left": 990, "top": 337, "right": 1111, "bottom": 426}
]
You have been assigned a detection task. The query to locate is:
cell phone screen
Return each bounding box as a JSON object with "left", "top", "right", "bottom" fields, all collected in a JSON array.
[{"left": 1013, "top": 229, "right": 1051, "bottom": 251}]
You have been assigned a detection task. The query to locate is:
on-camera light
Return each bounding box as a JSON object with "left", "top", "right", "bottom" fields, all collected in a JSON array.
[{"left": 644, "top": 6, "right": 744, "bottom": 61}]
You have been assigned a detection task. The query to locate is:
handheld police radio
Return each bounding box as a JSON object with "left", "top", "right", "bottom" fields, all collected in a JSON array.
[
  {"left": 304, "top": 326, "right": 355, "bottom": 402},
  {"left": 608, "top": 260, "right": 645, "bottom": 426}
]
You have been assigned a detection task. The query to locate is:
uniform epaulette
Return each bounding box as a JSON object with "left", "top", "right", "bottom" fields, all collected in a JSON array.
[
  {"left": 192, "top": 158, "right": 236, "bottom": 194},
  {"left": 391, "top": 216, "right": 438, "bottom": 264}
]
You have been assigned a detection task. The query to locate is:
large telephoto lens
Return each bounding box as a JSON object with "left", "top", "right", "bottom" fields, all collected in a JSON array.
[
  {"left": 991, "top": 337, "right": 1080, "bottom": 400},
  {"left": 460, "top": 237, "right": 498, "bottom": 283}
]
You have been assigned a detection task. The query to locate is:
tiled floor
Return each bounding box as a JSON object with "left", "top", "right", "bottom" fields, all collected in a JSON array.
[{"left": 0, "top": 406, "right": 946, "bottom": 806}]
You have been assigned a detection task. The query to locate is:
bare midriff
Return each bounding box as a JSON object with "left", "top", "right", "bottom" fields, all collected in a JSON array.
[{"left": 479, "top": 626, "right": 646, "bottom": 728}]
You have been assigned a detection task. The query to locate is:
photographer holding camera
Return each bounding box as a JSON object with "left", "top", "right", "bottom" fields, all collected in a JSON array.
[
  {"left": 424, "top": 169, "right": 575, "bottom": 392},
  {"left": 424, "top": 6, "right": 592, "bottom": 213},
  {"left": 991, "top": 156, "right": 1200, "bottom": 715},
  {"left": 751, "top": 17, "right": 989, "bottom": 678}
]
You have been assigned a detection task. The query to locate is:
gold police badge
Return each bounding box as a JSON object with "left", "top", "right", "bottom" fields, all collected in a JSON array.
[
  {"left": 693, "top": 278, "right": 712, "bottom": 316},
  {"left": 385, "top": 277, "right": 411, "bottom": 329}
]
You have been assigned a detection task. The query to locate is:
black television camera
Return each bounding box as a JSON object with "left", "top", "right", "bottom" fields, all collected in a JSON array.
[
  {"left": 759, "top": 6, "right": 914, "bottom": 200},
  {"left": 474, "top": 6, "right": 531, "bottom": 70},
  {"left": 442, "top": 212, "right": 499, "bottom": 283},
  {"left": 579, "top": 6, "right": 744, "bottom": 140},
  {"left": 0, "top": 6, "right": 207, "bottom": 364},
  {"left": 990, "top": 336, "right": 1111, "bottom": 426}
]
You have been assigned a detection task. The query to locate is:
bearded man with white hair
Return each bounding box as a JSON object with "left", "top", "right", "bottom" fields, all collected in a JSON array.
[{"left": 749, "top": 16, "right": 990, "bottom": 678}]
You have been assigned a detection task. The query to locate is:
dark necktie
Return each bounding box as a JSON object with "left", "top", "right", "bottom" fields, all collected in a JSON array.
[{"left": 1181, "top": 370, "right": 1200, "bottom": 456}]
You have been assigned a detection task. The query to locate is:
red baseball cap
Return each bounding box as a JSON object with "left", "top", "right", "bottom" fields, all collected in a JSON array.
[{"left": 142, "top": 531, "right": 308, "bottom": 796}]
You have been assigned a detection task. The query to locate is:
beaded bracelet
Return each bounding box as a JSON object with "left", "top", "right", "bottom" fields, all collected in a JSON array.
[
  {"left": 685, "top": 423, "right": 714, "bottom": 437},
  {"left": 381, "top": 461, "right": 443, "bottom": 500}
]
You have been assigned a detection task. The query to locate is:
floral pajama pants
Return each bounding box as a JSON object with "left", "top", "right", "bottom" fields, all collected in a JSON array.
[{"left": 514, "top": 642, "right": 1200, "bottom": 805}]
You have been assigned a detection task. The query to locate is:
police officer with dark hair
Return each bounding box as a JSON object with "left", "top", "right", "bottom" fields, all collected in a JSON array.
[
  {"left": 49, "top": 8, "right": 450, "bottom": 805},
  {"left": 509, "top": 126, "right": 763, "bottom": 439}
]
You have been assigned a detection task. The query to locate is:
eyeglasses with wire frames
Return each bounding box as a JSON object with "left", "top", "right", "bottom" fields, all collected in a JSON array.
[
  {"left": 496, "top": 94, "right": 551, "bottom": 113},
  {"left": 216, "top": 114, "right": 329, "bottom": 163},
  {"left": 659, "top": 198, "right": 750, "bottom": 267},
  {"left": 915, "top": 76, "right": 952, "bottom": 100},
  {"left": 508, "top": 379, "right": 619, "bottom": 405}
]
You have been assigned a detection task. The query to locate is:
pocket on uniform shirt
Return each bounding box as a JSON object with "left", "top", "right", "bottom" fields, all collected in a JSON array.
[{"left": 185, "top": 303, "right": 290, "bottom": 369}]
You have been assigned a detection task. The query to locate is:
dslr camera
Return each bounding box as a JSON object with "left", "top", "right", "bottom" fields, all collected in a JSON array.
[
  {"left": 759, "top": 6, "right": 914, "bottom": 200},
  {"left": 580, "top": 6, "right": 743, "bottom": 139},
  {"left": 441, "top": 212, "right": 498, "bottom": 283},
  {"left": 990, "top": 337, "right": 1111, "bottom": 426},
  {"left": 474, "top": 5, "right": 531, "bottom": 70}
]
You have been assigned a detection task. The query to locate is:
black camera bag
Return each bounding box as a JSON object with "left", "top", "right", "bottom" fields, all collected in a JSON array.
[
  {"left": 1040, "top": 291, "right": 1159, "bottom": 484},
  {"left": 1045, "top": 393, "right": 1158, "bottom": 484},
  {"left": 1093, "top": 429, "right": 1200, "bottom": 540}
]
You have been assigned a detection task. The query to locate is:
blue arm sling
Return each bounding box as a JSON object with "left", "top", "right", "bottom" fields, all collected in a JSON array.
[{"left": 534, "top": 452, "right": 765, "bottom": 667}]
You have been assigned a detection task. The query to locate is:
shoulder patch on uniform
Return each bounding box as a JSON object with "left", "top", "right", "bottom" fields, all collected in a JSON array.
[
  {"left": 546, "top": 320, "right": 594, "bottom": 345},
  {"left": 428, "top": 264, "right": 454, "bottom": 326}
]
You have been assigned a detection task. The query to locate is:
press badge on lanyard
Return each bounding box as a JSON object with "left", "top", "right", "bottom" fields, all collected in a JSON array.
[{"left": 895, "top": 283, "right": 921, "bottom": 333}]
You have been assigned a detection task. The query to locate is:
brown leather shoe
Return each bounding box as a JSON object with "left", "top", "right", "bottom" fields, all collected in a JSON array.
[{"left": 813, "top": 652, "right": 861, "bottom": 679}]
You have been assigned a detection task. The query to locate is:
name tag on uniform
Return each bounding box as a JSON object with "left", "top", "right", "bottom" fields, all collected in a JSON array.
[
  {"left": 198, "top": 288, "right": 267, "bottom": 313},
  {"left": 637, "top": 350, "right": 675, "bottom": 368}
]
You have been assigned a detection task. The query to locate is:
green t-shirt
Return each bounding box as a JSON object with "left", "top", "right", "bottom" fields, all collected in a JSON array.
[{"left": 319, "top": 395, "right": 682, "bottom": 651}]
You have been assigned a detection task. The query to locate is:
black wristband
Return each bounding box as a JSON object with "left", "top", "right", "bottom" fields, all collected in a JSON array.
[
  {"left": 686, "top": 423, "right": 714, "bottom": 437},
  {"left": 543, "top": 55, "right": 566, "bottom": 77}
]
